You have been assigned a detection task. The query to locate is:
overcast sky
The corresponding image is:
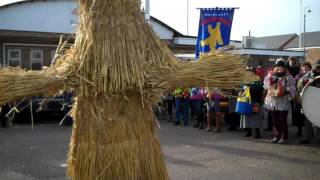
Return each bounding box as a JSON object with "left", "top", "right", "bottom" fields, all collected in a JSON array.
[{"left": 1, "top": 0, "right": 319, "bottom": 40}]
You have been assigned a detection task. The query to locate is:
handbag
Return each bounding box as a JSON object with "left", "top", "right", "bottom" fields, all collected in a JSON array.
[{"left": 236, "top": 87, "right": 252, "bottom": 115}]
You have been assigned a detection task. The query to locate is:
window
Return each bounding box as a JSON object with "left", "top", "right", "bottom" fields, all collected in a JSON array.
[
  {"left": 8, "top": 49, "right": 21, "bottom": 67},
  {"left": 30, "top": 50, "right": 43, "bottom": 70}
]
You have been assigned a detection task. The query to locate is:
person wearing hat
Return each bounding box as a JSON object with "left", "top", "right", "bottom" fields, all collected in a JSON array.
[
  {"left": 287, "top": 56, "right": 301, "bottom": 78},
  {"left": 264, "top": 58, "right": 296, "bottom": 144},
  {"left": 299, "top": 59, "right": 320, "bottom": 144}
]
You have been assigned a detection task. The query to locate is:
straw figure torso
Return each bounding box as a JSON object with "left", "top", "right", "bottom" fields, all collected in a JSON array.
[{"left": 0, "top": 0, "right": 253, "bottom": 179}]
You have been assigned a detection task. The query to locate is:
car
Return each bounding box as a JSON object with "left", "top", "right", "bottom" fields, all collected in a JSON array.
[{"left": 0, "top": 91, "right": 74, "bottom": 127}]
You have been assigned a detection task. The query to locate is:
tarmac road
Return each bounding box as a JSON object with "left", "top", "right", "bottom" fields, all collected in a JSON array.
[{"left": 0, "top": 119, "right": 320, "bottom": 180}]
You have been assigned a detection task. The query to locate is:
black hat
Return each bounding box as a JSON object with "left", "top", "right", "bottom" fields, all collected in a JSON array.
[{"left": 275, "top": 58, "right": 287, "bottom": 68}]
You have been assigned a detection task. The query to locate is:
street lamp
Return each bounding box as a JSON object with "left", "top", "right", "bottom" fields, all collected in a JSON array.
[{"left": 303, "top": 7, "right": 311, "bottom": 58}]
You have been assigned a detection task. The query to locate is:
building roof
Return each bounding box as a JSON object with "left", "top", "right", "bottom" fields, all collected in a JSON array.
[
  {"left": 255, "top": 31, "right": 320, "bottom": 50},
  {"left": 254, "top": 33, "right": 297, "bottom": 50},
  {"left": 0, "top": 0, "right": 195, "bottom": 39},
  {"left": 149, "top": 16, "right": 184, "bottom": 37},
  {"left": 285, "top": 31, "right": 320, "bottom": 48}
]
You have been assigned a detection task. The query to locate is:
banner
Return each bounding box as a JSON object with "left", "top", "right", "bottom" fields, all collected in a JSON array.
[{"left": 195, "top": 8, "right": 235, "bottom": 59}]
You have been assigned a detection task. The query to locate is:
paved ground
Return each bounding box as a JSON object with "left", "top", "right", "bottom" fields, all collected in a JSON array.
[{"left": 0, "top": 118, "right": 320, "bottom": 180}]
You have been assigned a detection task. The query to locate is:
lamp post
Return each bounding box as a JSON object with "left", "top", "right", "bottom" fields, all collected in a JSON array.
[{"left": 303, "top": 7, "right": 311, "bottom": 58}]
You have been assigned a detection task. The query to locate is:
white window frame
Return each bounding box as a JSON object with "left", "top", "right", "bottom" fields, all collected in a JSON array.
[
  {"left": 30, "top": 50, "right": 43, "bottom": 70},
  {"left": 8, "top": 49, "right": 21, "bottom": 66}
]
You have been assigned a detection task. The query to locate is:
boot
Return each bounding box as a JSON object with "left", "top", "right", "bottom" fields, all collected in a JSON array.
[
  {"left": 254, "top": 128, "right": 261, "bottom": 139},
  {"left": 245, "top": 128, "right": 252, "bottom": 137}
]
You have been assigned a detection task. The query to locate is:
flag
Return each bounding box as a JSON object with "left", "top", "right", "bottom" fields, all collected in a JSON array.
[{"left": 195, "top": 8, "right": 235, "bottom": 59}]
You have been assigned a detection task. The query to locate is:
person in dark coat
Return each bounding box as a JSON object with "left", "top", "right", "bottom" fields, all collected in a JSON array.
[{"left": 287, "top": 56, "right": 300, "bottom": 78}]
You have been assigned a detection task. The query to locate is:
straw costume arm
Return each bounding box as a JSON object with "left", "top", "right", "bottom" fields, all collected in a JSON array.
[
  {"left": 0, "top": 54, "right": 78, "bottom": 106},
  {"left": 150, "top": 53, "right": 253, "bottom": 94},
  {"left": 0, "top": 69, "right": 73, "bottom": 107}
]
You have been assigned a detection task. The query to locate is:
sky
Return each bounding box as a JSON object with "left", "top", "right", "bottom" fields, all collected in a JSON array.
[{"left": 1, "top": 0, "right": 319, "bottom": 40}]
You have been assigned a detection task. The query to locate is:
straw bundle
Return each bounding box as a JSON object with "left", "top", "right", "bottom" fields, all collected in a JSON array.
[
  {"left": 74, "top": 0, "right": 177, "bottom": 97},
  {"left": 0, "top": 0, "right": 254, "bottom": 179},
  {"left": 0, "top": 68, "right": 67, "bottom": 105},
  {"left": 0, "top": 48, "right": 79, "bottom": 106},
  {"left": 67, "top": 92, "right": 168, "bottom": 180},
  {"left": 62, "top": 0, "right": 176, "bottom": 179},
  {"left": 156, "top": 52, "right": 254, "bottom": 91}
]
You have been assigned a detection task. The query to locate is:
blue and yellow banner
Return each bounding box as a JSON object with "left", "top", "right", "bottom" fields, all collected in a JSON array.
[{"left": 195, "top": 8, "right": 235, "bottom": 59}]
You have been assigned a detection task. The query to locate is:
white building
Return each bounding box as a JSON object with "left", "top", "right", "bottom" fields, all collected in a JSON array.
[{"left": 0, "top": 0, "right": 200, "bottom": 69}]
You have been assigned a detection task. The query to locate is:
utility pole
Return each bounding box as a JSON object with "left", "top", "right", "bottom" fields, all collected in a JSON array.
[
  {"left": 145, "top": 0, "right": 150, "bottom": 21},
  {"left": 187, "top": 0, "right": 189, "bottom": 35},
  {"left": 303, "top": 7, "right": 311, "bottom": 59},
  {"left": 299, "top": 0, "right": 302, "bottom": 50}
]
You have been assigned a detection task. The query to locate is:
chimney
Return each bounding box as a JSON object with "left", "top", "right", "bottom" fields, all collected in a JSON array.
[{"left": 145, "top": 0, "right": 150, "bottom": 21}]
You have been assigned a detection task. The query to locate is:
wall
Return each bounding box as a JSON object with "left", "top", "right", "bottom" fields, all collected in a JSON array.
[
  {"left": 0, "top": 0, "right": 77, "bottom": 33},
  {"left": 4, "top": 44, "right": 57, "bottom": 69},
  {"left": 150, "top": 19, "right": 174, "bottom": 40},
  {"left": 307, "top": 48, "right": 320, "bottom": 64}
]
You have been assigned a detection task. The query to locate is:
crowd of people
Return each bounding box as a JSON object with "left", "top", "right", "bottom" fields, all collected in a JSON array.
[{"left": 159, "top": 57, "right": 320, "bottom": 145}]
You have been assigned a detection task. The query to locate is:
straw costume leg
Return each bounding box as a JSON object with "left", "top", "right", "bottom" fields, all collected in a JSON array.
[{"left": 67, "top": 93, "right": 168, "bottom": 180}]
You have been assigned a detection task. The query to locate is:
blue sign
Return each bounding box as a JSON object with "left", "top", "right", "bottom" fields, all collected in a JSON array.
[{"left": 195, "top": 8, "right": 235, "bottom": 59}]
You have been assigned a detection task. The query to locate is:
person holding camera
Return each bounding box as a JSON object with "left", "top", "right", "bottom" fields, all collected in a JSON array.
[{"left": 264, "top": 58, "right": 296, "bottom": 144}]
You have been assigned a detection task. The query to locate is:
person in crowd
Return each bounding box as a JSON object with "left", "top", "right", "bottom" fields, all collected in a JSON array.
[
  {"left": 212, "top": 87, "right": 224, "bottom": 133},
  {"left": 164, "top": 91, "right": 174, "bottom": 122},
  {"left": 225, "top": 89, "right": 240, "bottom": 131},
  {"left": 175, "top": 87, "right": 190, "bottom": 126},
  {"left": 205, "top": 87, "right": 214, "bottom": 132},
  {"left": 174, "top": 87, "right": 183, "bottom": 125},
  {"left": 192, "top": 87, "right": 206, "bottom": 129},
  {"left": 240, "top": 70, "right": 264, "bottom": 139},
  {"left": 189, "top": 87, "right": 197, "bottom": 120},
  {"left": 287, "top": 56, "right": 301, "bottom": 78},
  {"left": 287, "top": 57, "right": 300, "bottom": 130},
  {"left": 264, "top": 64, "right": 276, "bottom": 131},
  {"left": 264, "top": 58, "right": 296, "bottom": 144},
  {"left": 0, "top": 104, "right": 10, "bottom": 127},
  {"left": 299, "top": 59, "right": 320, "bottom": 144},
  {"left": 293, "top": 62, "right": 312, "bottom": 136},
  {"left": 295, "top": 62, "right": 312, "bottom": 83},
  {"left": 255, "top": 64, "right": 265, "bottom": 81}
]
